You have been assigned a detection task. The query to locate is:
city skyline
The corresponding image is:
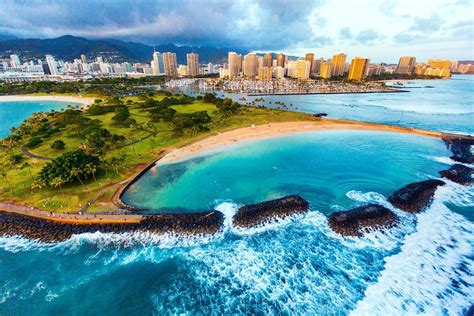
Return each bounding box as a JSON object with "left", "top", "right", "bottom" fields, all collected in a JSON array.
[{"left": 1, "top": 0, "right": 473, "bottom": 62}]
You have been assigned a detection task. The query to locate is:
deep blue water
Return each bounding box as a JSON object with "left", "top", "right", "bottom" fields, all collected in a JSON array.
[
  {"left": 1, "top": 77, "right": 474, "bottom": 314},
  {"left": 3, "top": 131, "right": 473, "bottom": 315},
  {"left": 0, "top": 100, "right": 79, "bottom": 138}
]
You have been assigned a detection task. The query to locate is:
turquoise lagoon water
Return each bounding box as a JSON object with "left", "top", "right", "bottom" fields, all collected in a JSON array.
[
  {"left": 2, "top": 130, "right": 473, "bottom": 314},
  {"left": 0, "top": 100, "right": 79, "bottom": 138}
]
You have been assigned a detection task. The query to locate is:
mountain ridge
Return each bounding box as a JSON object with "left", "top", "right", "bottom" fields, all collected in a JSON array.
[{"left": 0, "top": 35, "right": 247, "bottom": 64}]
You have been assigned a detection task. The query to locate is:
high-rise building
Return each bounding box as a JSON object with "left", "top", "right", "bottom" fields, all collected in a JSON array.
[
  {"left": 319, "top": 62, "right": 333, "bottom": 79},
  {"left": 263, "top": 53, "right": 273, "bottom": 67},
  {"left": 272, "top": 66, "right": 286, "bottom": 79},
  {"left": 276, "top": 53, "right": 285, "bottom": 68},
  {"left": 80, "top": 54, "right": 87, "bottom": 64},
  {"left": 305, "top": 53, "right": 314, "bottom": 64},
  {"left": 10, "top": 54, "right": 21, "bottom": 67},
  {"left": 163, "top": 52, "right": 178, "bottom": 77},
  {"left": 348, "top": 57, "right": 370, "bottom": 81},
  {"left": 311, "top": 58, "right": 324, "bottom": 75},
  {"left": 258, "top": 67, "right": 273, "bottom": 81},
  {"left": 45, "top": 54, "right": 59, "bottom": 76},
  {"left": 332, "top": 53, "right": 347, "bottom": 76},
  {"left": 186, "top": 53, "right": 199, "bottom": 76},
  {"left": 395, "top": 56, "right": 416, "bottom": 74},
  {"left": 427, "top": 59, "right": 452, "bottom": 70},
  {"left": 243, "top": 53, "right": 258, "bottom": 78},
  {"left": 207, "top": 63, "right": 214, "bottom": 74},
  {"left": 151, "top": 51, "right": 163, "bottom": 75},
  {"left": 228, "top": 52, "right": 242, "bottom": 78},
  {"left": 293, "top": 60, "right": 311, "bottom": 80}
]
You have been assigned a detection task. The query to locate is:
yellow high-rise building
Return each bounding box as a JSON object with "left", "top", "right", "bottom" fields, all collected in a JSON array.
[
  {"left": 294, "top": 60, "right": 311, "bottom": 80},
  {"left": 258, "top": 66, "right": 273, "bottom": 81},
  {"left": 228, "top": 52, "right": 242, "bottom": 78},
  {"left": 263, "top": 53, "right": 273, "bottom": 67},
  {"left": 276, "top": 53, "right": 285, "bottom": 67},
  {"left": 396, "top": 56, "right": 416, "bottom": 74},
  {"left": 331, "top": 53, "right": 347, "bottom": 76},
  {"left": 348, "top": 57, "right": 369, "bottom": 81},
  {"left": 243, "top": 53, "right": 258, "bottom": 78},
  {"left": 305, "top": 53, "right": 314, "bottom": 63},
  {"left": 319, "top": 62, "right": 333, "bottom": 79},
  {"left": 427, "top": 59, "right": 452, "bottom": 70}
]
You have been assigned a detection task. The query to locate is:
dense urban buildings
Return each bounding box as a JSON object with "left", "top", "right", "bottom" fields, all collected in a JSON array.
[{"left": 0, "top": 47, "right": 467, "bottom": 83}]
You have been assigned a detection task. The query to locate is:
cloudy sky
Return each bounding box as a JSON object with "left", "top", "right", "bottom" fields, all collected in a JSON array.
[{"left": 1, "top": 0, "right": 473, "bottom": 62}]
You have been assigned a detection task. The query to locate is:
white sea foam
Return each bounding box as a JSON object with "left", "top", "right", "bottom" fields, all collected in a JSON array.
[{"left": 352, "top": 181, "right": 474, "bottom": 315}]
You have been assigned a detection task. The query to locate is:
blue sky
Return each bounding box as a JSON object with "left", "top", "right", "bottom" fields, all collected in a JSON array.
[{"left": 1, "top": 0, "right": 473, "bottom": 62}]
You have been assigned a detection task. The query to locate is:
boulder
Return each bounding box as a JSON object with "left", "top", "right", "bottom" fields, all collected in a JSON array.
[
  {"left": 232, "top": 195, "right": 309, "bottom": 228},
  {"left": 327, "top": 204, "right": 398, "bottom": 236},
  {"left": 388, "top": 179, "right": 445, "bottom": 213},
  {"left": 442, "top": 137, "right": 474, "bottom": 164},
  {"left": 439, "top": 164, "right": 473, "bottom": 185}
]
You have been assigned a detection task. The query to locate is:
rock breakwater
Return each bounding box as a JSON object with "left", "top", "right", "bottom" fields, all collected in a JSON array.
[
  {"left": 232, "top": 195, "right": 309, "bottom": 228},
  {"left": 327, "top": 204, "right": 398, "bottom": 237},
  {"left": 388, "top": 179, "right": 445, "bottom": 213}
]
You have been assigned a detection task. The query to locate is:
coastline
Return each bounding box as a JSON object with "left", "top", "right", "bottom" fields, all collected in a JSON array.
[
  {"left": 0, "top": 95, "right": 95, "bottom": 107},
  {"left": 1, "top": 118, "right": 471, "bottom": 227},
  {"left": 155, "top": 119, "right": 447, "bottom": 165}
]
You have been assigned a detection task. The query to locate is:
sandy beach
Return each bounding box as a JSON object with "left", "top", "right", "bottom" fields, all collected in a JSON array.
[
  {"left": 0, "top": 95, "right": 95, "bottom": 107},
  {"left": 157, "top": 119, "right": 446, "bottom": 165}
]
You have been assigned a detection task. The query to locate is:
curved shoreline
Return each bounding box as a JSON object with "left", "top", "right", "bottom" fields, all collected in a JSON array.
[
  {"left": 0, "top": 95, "right": 95, "bottom": 106},
  {"left": 1, "top": 118, "right": 472, "bottom": 227},
  {"left": 154, "top": 119, "right": 449, "bottom": 165}
]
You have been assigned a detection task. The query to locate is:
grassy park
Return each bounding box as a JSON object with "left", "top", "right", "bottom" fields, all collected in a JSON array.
[{"left": 0, "top": 90, "right": 314, "bottom": 213}]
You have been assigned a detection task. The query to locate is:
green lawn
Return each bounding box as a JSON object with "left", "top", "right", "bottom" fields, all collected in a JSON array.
[{"left": 0, "top": 94, "right": 315, "bottom": 213}]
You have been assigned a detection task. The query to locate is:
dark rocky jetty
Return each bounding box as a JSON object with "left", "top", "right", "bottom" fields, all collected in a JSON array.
[
  {"left": 327, "top": 204, "right": 398, "bottom": 236},
  {"left": 388, "top": 179, "right": 445, "bottom": 213},
  {"left": 442, "top": 137, "right": 474, "bottom": 164},
  {"left": 0, "top": 211, "right": 224, "bottom": 243},
  {"left": 439, "top": 164, "right": 473, "bottom": 185},
  {"left": 232, "top": 195, "right": 309, "bottom": 228}
]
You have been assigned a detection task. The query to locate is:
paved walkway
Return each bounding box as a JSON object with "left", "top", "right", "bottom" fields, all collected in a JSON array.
[
  {"left": 21, "top": 147, "right": 52, "bottom": 160},
  {"left": 0, "top": 202, "right": 142, "bottom": 224}
]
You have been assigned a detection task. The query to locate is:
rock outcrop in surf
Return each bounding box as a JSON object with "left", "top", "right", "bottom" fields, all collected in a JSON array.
[
  {"left": 0, "top": 211, "right": 224, "bottom": 243},
  {"left": 439, "top": 164, "right": 473, "bottom": 185},
  {"left": 442, "top": 137, "right": 474, "bottom": 164},
  {"left": 232, "top": 195, "right": 309, "bottom": 228},
  {"left": 388, "top": 179, "right": 445, "bottom": 213},
  {"left": 327, "top": 204, "right": 398, "bottom": 236}
]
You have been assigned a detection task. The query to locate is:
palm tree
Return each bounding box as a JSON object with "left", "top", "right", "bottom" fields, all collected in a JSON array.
[
  {"left": 69, "top": 167, "right": 85, "bottom": 188},
  {"left": 85, "top": 163, "right": 98, "bottom": 186},
  {"left": 51, "top": 177, "right": 67, "bottom": 208}
]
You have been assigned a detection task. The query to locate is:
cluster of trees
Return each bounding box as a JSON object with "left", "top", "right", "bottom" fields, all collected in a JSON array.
[
  {"left": 202, "top": 93, "right": 242, "bottom": 117},
  {"left": 37, "top": 150, "right": 102, "bottom": 187},
  {"left": 139, "top": 95, "right": 194, "bottom": 109},
  {"left": 0, "top": 77, "right": 167, "bottom": 96}
]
